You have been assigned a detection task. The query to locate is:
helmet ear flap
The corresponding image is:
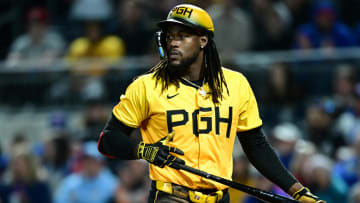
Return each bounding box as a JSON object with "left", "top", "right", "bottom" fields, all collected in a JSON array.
[
  {"left": 154, "top": 31, "right": 167, "bottom": 59},
  {"left": 160, "top": 31, "right": 167, "bottom": 52}
]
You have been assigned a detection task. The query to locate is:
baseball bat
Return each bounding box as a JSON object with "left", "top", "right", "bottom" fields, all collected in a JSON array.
[
  {"left": 171, "top": 163, "right": 300, "bottom": 203},
  {"left": 163, "top": 133, "right": 299, "bottom": 202}
]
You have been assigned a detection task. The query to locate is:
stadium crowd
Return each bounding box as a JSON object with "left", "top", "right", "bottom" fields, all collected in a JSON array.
[
  {"left": 2, "top": 0, "right": 360, "bottom": 62},
  {"left": 1, "top": 0, "right": 360, "bottom": 202}
]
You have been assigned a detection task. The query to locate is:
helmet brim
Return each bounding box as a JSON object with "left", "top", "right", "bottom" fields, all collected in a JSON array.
[{"left": 158, "top": 18, "right": 213, "bottom": 37}]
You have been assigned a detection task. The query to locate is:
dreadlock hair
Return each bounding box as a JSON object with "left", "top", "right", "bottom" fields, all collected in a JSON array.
[{"left": 148, "top": 38, "right": 229, "bottom": 104}]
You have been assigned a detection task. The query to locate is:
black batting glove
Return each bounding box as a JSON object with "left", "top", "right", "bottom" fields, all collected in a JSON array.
[
  {"left": 292, "top": 187, "right": 326, "bottom": 203},
  {"left": 137, "top": 138, "right": 185, "bottom": 168}
]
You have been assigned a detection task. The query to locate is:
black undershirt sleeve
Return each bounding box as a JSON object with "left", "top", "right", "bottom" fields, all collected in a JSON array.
[
  {"left": 237, "top": 127, "right": 298, "bottom": 192},
  {"left": 97, "top": 113, "right": 139, "bottom": 160}
]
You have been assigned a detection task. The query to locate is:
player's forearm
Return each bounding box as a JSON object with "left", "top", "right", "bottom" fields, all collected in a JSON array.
[
  {"left": 97, "top": 114, "right": 139, "bottom": 159},
  {"left": 237, "top": 127, "right": 298, "bottom": 192}
]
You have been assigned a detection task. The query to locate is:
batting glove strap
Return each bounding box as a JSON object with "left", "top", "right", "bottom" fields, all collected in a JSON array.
[
  {"left": 292, "top": 187, "right": 326, "bottom": 203},
  {"left": 137, "top": 141, "right": 160, "bottom": 163},
  {"left": 137, "top": 141, "right": 185, "bottom": 168}
]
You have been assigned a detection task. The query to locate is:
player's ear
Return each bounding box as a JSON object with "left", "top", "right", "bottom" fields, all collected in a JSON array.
[{"left": 199, "top": 36, "right": 208, "bottom": 49}]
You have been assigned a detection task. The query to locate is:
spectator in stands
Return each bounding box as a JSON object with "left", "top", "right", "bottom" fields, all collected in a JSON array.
[
  {"left": 303, "top": 154, "right": 348, "bottom": 203},
  {"left": 67, "top": 140, "right": 84, "bottom": 174},
  {"left": 41, "top": 134, "right": 72, "bottom": 193},
  {"left": 333, "top": 65, "right": 360, "bottom": 143},
  {"left": 0, "top": 145, "right": 9, "bottom": 201},
  {"left": 333, "top": 130, "right": 360, "bottom": 187},
  {"left": 54, "top": 141, "right": 118, "bottom": 203},
  {"left": 106, "top": 0, "right": 153, "bottom": 56},
  {"left": 114, "top": 160, "right": 150, "bottom": 203},
  {"left": 70, "top": 0, "right": 112, "bottom": 20},
  {"left": 207, "top": 0, "right": 253, "bottom": 63},
  {"left": 228, "top": 155, "right": 256, "bottom": 203},
  {"left": 249, "top": 0, "right": 293, "bottom": 51},
  {"left": 0, "top": 145, "right": 7, "bottom": 180},
  {"left": 81, "top": 99, "right": 109, "bottom": 141},
  {"left": 8, "top": 133, "right": 31, "bottom": 160},
  {"left": 6, "top": 7, "right": 65, "bottom": 68},
  {"left": 281, "top": 0, "right": 312, "bottom": 30},
  {"left": 67, "top": 0, "right": 113, "bottom": 42},
  {"left": 66, "top": 20, "right": 125, "bottom": 76},
  {"left": 263, "top": 62, "right": 303, "bottom": 106},
  {"left": 332, "top": 64, "right": 357, "bottom": 111},
  {"left": 349, "top": 183, "right": 360, "bottom": 203},
  {"left": 293, "top": 0, "right": 356, "bottom": 50},
  {"left": 0, "top": 153, "right": 52, "bottom": 203},
  {"left": 261, "top": 62, "right": 304, "bottom": 126},
  {"left": 243, "top": 173, "right": 276, "bottom": 203},
  {"left": 259, "top": 6, "right": 294, "bottom": 50},
  {"left": 290, "top": 140, "right": 317, "bottom": 185},
  {"left": 271, "top": 123, "right": 301, "bottom": 169},
  {"left": 303, "top": 98, "right": 342, "bottom": 157},
  {"left": 55, "top": 21, "right": 125, "bottom": 104},
  {"left": 335, "top": 82, "right": 360, "bottom": 145}
]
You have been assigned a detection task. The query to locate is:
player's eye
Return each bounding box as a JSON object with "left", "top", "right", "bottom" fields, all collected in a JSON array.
[
  {"left": 166, "top": 33, "right": 189, "bottom": 41},
  {"left": 179, "top": 33, "right": 190, "bottom": 39},
  {"left": 179, "top": 34, "right": 186, "bottom": 40},
  {"left": 166, "top": 35, "right": 174, "bottom": 41}
]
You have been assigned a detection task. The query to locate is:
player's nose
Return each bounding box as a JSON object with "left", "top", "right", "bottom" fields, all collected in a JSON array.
[{"left": 168, "top": 38, "right": 180, "bottom": 48}]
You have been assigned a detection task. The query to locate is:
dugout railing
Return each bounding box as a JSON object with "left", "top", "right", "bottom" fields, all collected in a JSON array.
[{"left": 0, "top": 47, "right": 359, "bottom": 108}]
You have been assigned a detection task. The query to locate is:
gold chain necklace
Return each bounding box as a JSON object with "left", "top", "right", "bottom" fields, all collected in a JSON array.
[{"left": 181, "top": 77, "right": 207, "bottom": 97}]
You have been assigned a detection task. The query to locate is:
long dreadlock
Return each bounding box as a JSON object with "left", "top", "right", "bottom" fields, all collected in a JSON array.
[{"left": 148, "top": 38, "right": 229, "bottom": 104}]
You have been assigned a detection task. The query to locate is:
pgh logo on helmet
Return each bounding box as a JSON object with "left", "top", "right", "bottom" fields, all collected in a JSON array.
[
  {"left": 172, "top": 6, "right": 194, "bottom": 18},
  {"left": 158, "top": 4, "right": 215, "bottom": 37}
]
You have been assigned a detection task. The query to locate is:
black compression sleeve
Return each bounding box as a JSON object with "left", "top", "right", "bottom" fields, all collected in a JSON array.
[
  {"left": 237, "top": 127, "right": 298, "bottom": 192},
  {"left": 97, "top": 113, "right": 139, "bottom": 160}
]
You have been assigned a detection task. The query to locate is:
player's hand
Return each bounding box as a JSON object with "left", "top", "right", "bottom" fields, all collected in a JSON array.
[
  {"left": 292, "top": 187, "right": 326, "bottom": 203},
  {"left": 137, "top": 135, "right": 185, "bottom": 168}
]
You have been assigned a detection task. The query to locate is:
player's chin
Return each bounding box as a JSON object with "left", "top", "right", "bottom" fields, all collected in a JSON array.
[
  {"left": 167, "top": 61, "right": 186, "bottom": 74},
  {"left": 168, "top": 59, "right": 181, "bottom": 67}
]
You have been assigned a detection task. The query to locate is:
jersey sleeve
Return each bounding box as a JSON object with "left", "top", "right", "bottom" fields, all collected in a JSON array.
[
  {"left": 237, "top": 76, "right": 262, "bottom": 132},
  {"left": 112, "top": 77, "right": 149, "bottom": 128}
]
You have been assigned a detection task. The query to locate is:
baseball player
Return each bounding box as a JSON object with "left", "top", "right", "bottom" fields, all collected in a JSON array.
[{"left": 97, "top": 4, "right": 326, "bottom": 203}]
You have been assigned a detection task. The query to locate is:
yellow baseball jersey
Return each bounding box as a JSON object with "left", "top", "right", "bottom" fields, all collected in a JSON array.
[{"left": 112, "top": 67, "right": 262, "bottom": 190}]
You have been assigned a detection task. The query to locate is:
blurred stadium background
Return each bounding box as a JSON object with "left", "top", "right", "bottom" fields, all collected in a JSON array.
[{"left": 0, "top": 0, "right": 360, "bottom": 202}]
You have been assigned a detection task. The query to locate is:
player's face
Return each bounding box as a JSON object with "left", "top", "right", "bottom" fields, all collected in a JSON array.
[{"left": 166, "top": 24, "right": 203, "bottom": 72}]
